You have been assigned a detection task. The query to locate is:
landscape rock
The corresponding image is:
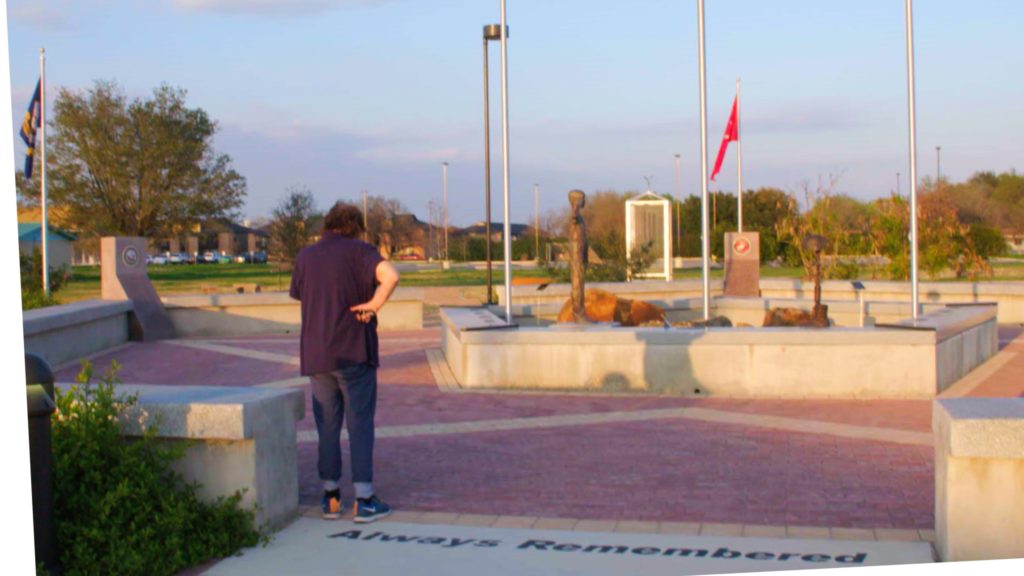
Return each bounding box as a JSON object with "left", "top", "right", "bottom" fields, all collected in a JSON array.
[
  {"left": 556, "top": 288, "right": 666, "bottom": 327},
  {"left": 762, "top": 306, "right": 830, "bottom": 328}
]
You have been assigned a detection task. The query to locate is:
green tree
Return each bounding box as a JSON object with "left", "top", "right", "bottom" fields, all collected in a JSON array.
[
  {"left": 38, "top": 80, "right": 246, "bottom": 238},
  {"left": 269, "top": 186, "right": 321, "bottom": 266}
]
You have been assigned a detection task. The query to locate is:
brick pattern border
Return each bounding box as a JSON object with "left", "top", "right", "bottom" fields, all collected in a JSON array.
[{"left": 297, "top": 506, "right": 936, "bottom": 544}]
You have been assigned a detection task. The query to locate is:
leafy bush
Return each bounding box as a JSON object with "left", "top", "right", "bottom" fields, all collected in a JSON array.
[
  {"left": 49, "top": 362, "right": 262, "bottom": 576},
  {"left": 20, "top": 246, "right": 70, "bottom": 310}
]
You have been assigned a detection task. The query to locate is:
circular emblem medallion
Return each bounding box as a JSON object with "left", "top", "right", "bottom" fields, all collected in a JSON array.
[
  {"left": 122, "top": 246, "right": 140, "bottom": 268},
  {"left": 733, "top": 238, "right": 751, "bottom": 256}
]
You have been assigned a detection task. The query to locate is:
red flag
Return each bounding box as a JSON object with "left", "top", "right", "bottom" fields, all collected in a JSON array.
[{"left": 710, "top": 95, "right": 739, "bottom": 182}]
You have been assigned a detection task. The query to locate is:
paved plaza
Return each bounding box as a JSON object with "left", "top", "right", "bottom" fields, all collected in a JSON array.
[{"left": 53, "top": 322, "right": 1024, "bottom": 574}]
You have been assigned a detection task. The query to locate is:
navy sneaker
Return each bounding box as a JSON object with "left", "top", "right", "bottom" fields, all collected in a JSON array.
[
  {"left": 321, "top": 490, "right": 343, "bottom": 520},
  {"left": 353, "top": 494, "right": 392, "bottom": 523}
]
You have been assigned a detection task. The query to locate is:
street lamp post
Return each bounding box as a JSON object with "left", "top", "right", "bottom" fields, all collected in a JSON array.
[
  {"left": 534, "top": 183, "right": 540, "bottom": 262},
  {"left": 362, "top": 190, "right": 368, "bottom": 242},
  {"left": 442, "top": 162, "right": 449, "bottom": 261},
  {"left": 674, "top": 153, "right": 681, "bottom": 257},
  {"left": 936, "top": 146, "right": 942, "bottom": 184},
  {"left": 483, "top": 23, "right": 502, "bottom": 304}
]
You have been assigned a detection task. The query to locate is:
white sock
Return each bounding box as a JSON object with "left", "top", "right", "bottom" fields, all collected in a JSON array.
[{"left": 354, "top": 482, "right": 374, "bottom": 500}]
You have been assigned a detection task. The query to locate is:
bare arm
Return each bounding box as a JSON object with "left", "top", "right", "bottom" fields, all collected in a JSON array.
[{"left": 350, "top": 260, "right": 400, "bottom": 323}]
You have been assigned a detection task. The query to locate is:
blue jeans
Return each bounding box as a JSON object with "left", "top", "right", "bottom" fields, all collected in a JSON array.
[{"left": 310, "top": 364, "right": 377, "bottom": 485}]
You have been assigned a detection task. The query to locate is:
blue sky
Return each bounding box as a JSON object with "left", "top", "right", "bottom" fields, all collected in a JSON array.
[{"left": 6, "top": 0, "right": 1024, "bottom": 226}]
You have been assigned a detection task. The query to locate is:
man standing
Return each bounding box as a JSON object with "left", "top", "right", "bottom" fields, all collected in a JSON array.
[{"left": 289, "top": 201, "right": 400, "bottom": 523}]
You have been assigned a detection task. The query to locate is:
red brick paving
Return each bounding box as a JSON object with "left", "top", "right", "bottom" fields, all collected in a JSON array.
[
  {"left": 53, "top": 342, "right": 295, "bottom": 387},
  {"left": 58, "top": 329, "right": 943, "bottom": 530},
  {"left": 298, "top": 418, "right": 933, "bottom": 529},
  {"left": 966, "top": 325, "right": 1024, "bottom": 398}
]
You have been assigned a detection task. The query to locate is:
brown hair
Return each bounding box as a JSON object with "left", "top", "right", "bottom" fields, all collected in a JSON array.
[{"left": 323, "top": 201, "right": 365, "bottom": 238}]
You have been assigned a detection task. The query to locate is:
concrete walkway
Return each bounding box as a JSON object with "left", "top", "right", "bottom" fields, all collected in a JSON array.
[
  {"left": 57, "top": 326, "right": 1024, "bottom": 574},
  {"left": 198, "top": 515, "right": 934, "bottom": 576}
]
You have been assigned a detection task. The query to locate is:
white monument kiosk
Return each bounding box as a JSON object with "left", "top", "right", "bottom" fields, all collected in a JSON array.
[{"left": 625, "top": 192, "right": 672, "bottom": 281}]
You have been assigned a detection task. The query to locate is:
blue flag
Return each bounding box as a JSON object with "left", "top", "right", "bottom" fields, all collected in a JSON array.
[{"left": 19, "top": 79, "right": 41, "bottom": 179}]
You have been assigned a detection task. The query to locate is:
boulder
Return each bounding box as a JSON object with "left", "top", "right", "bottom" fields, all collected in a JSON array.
[
  {"left": 762, "top": 306, "right": 830, "bottom": 328},
  {"left": 556, "top": 288, "right": 665, "bottom": 327},
  {"left": 688, "top": 316, "right": 733, "bottom": 328}
]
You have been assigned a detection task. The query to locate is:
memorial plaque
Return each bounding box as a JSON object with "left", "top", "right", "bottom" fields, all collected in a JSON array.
[
  {"left": 101, "top": 237, "right": 176, "bottom": 341},
  {"left": 723, "top": 231, "right": 760, "bottom": 297}
]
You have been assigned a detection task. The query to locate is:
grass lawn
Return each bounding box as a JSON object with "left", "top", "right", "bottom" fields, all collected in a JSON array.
[{"left": 49, "top": 259, "right": 1024, "bottom": 307}]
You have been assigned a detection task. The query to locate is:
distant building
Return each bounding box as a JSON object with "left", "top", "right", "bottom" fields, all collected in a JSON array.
[
  {"left": 457, "top": 221, "right": 530, "bottom": 241},
  {"left": 158, "top": 218, "right": 270, "bottom": 257},
  {"left": 1005, "top": 231, "right": 1024, "bottom": 255},
  {"left": 18, "top": 223, "right": 77, "bottom": 269}
]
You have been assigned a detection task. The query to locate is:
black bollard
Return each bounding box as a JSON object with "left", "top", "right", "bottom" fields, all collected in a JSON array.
[{"left": 26, "top": 354, "right": 59, "bottom": 574}]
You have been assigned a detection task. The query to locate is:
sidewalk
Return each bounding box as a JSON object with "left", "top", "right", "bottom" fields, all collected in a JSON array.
[{"left": 57, "top": 328, "right": 1024, "bottom": 574}]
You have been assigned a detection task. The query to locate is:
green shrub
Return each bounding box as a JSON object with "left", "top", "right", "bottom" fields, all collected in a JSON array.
[
  {"left": 22, "top": 289, "right": 62, "bottom": 310},
  {"left": 49, "top": 362, "right": 262, "bottom": 576},
  {"left": 20, "top": 246, "right": 70, "bottom": 310}
]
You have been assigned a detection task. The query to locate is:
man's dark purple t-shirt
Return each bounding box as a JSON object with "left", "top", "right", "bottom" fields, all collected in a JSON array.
[{"left": 289, "top": 231, "right": 384, "bottom": 376}]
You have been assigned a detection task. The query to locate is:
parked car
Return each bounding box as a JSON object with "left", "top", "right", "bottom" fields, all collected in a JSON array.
[
  {"left": 200, "top": 251, "right": 217, "bottom": 264},
  {"left": 148, "top": 255, "right": 168, "bottom": 265},
  {"left": 168, "top": 253, "right": 183, "bottom": 265}
]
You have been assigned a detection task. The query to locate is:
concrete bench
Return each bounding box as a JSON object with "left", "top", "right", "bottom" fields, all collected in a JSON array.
[
  {"left": 933, "top": 398, "right": 1024, "bottom": 561},
  {"left": 23, "top": 300, "right": 133, "bottom": 367},
  {"left": 162, "top": 287, "right": 425, "bottom": 336},
  {"left": 62, "top": 383, "right": 306, "bottom": 530}
]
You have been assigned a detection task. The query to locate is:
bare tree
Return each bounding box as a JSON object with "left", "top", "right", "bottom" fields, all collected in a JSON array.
[{"left": 364, "top": 195, "right": 416, "bottom": 258}]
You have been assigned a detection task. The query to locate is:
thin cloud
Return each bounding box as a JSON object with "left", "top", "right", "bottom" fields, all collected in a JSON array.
[
  {"left": 8, "top": 3, "right": 74, "bottom": 30},
  {"left": 172, "top": 0, "right": 393, "bottom": 17}
]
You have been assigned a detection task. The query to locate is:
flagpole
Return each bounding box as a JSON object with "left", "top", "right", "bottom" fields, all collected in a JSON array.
[
  {"left": 904, "top": 0, "right": 920, "bottom": 320},
  {"left": 40, "top": 48, "right": 49, "bottom": 300},
  {"left": 736, "top": 77, "right": 743, "bottom": 233},
  {"left": 697, "top": 0, "right": 710, "bottom": 321},
  {"left": 499, "top": 0, "right": 513, "bottom": 324}
]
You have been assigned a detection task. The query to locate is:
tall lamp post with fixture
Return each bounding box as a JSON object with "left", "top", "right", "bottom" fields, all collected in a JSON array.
[
  {"left": 482, "top": 23, "right": 504, "bottom": 304},
  {"left": 442, "top": 161, "right": 449, "bottom": 263}
]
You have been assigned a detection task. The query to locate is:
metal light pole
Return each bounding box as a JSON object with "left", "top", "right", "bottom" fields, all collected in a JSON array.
[
  {"left": 442, "top": 162, "right": 449, "bottom": 261},
  {"left": 499, "top": 0, "right": 513, "bottom": 323},
  {"left": 483, "top": 23, "right": 502, "bottom": 304},
  {"left": 40, "top": 48, "right": 49, "bottom": 298},
  {"left": 362, "top": 190, "right": 368, "bottom": 242},
  {"left": 905, "top": 0, "right": 920, "bottom": 320},
  {"left": 534, "top": 183, "right": 540, "bottom": 262},
  {"left": 674, "top": 153, "right": 681, "bottom": 256},
  {"left": 936, "top": 145, "right": 942, "bottom": 184},
  {"left": 697, "top": 0, "right": 710, "bottom": 321},
  {"left": 896, "top": 172, "right": 901, "bottom": 195}
]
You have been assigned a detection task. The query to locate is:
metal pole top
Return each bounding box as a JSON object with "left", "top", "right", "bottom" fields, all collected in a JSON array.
[{"left": 484, "top": 24, "right": 506, "bottom": 40}]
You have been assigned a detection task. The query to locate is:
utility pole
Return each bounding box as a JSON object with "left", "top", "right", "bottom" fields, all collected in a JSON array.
[
  {"left": 362, "top": 190, "right": 368, "bottom": 242},
  {"left": 442, "top": 162, "right": 449, "bottom": 261},
  {"left": 674, "top": 153, "right": 681, "bottom": 256},
  {"left": 533, "top": 183, "right": 540, "bottom": 261}
]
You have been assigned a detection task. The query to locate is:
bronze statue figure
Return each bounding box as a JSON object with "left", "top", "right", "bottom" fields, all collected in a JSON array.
[{"left": 568, "top": 189, "right": 590, "bottom": 323}]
